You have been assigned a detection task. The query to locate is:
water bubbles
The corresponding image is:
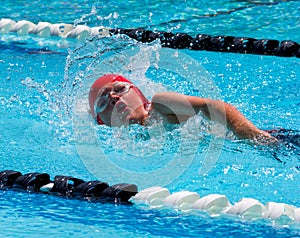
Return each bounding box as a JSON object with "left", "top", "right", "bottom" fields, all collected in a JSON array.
[
  {"left": 168, "top": 23, "right": 182, "bottom": 33},
  {"left": 148, "top": 12, "right": 153, "bottom": 25}
]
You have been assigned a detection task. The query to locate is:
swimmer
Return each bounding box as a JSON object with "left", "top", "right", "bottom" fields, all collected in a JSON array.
[{"left": 88, "top": 74, "right": 277, "bottom": 144}]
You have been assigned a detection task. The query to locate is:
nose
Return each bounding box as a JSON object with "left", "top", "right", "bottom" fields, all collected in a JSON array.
[
  {"left": 110, "top": 91, "right": 118, "bottom": 96},
  {"left": 109, "top": 93, "right": 120, "bottom": 106}
]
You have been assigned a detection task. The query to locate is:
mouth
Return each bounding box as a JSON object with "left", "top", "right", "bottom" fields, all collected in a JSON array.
[{"left": 115, "top": 100, "right": 128, "bottom": 114}]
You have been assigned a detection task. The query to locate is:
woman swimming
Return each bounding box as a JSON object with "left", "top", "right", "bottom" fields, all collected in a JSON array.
[{"left": 88, "top": 74, "right": 277, "bottom": 144}]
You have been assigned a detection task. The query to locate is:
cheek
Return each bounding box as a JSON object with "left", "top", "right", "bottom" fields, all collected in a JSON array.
[{"left": 124, "top": 91, "right": 145, "bottom": 109}]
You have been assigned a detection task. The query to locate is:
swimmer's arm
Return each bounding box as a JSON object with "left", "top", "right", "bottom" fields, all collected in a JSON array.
[{"left": 152, "top": 92, "right": 275, "bottom": 142}]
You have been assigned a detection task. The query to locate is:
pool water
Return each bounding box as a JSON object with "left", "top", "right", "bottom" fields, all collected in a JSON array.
[{"left": 0, "top": 0, "right": 300, "bottom": 237}]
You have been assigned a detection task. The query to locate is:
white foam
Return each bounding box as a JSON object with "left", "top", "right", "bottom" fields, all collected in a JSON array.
[{"left": 40, "top": 183, "right": 54, "bottom": 193}]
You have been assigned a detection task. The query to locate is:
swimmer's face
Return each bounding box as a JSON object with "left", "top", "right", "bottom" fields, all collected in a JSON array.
[{"left": 94, "top": 81, "right": 149, "bottom": 126}]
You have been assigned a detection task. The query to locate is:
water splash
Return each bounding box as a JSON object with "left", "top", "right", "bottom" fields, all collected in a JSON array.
[{"left": 73, "top": 5, "right": 120, "bottom": 28}]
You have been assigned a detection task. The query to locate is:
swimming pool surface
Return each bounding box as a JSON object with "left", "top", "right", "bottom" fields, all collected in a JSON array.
[{"left": 0, "top": 0, "right": 300, "bottom": 237}]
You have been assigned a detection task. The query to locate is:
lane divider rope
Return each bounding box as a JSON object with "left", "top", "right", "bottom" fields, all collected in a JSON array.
[
  {"left": 0, "top": 18, "right": 110, "bottom": 41},
  {"left": 0, "top": 18, "right": 299, "bottom": 58},
  {"left": 1, "top": 170, "right": 299, "bottom": 226},
  {"left": 132, "top": 186, "right": 299, "bottom": 224}
]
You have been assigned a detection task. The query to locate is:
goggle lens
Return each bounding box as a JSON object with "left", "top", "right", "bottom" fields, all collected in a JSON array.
[{"left": 94, "top": 82, "right": 132, "bottom": 114}]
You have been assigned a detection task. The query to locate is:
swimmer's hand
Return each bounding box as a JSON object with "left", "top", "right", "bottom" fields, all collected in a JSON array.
[
  {"left": 251, "top": 129, "right": 279, "bottom": 145},
  {"left": 231, "top": 120, "right": 278, "bottom": 145}
]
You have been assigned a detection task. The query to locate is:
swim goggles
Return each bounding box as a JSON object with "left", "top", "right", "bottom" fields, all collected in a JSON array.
[{"left": 94, "top": 81, "right": 133, "bottom": 114}]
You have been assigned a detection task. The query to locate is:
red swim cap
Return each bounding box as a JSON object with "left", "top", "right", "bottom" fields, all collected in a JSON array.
[
  {"left": 89, "top": 74, "right": 132, "bottom": 124},
  {"left": 88, "top": 74, "right": 148, "bottom": 125}
]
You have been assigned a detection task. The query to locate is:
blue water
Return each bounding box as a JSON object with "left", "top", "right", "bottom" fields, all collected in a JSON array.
[{"left": 1, "top": 0, "right": 300, "bottom": 237}]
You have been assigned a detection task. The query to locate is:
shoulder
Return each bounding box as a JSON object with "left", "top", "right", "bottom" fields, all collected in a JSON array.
[
  {"left": 151, "top": 92, "right": 180, "bottom": 101},
  {"left": 152, "top": 92, "right": 208, "bottom": 108},
  {"left": 151, "top": 92, "right": 187, "bottom": 112},
  {"left": 152, "top": 92, "right": 195, "bottom": 104}
]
